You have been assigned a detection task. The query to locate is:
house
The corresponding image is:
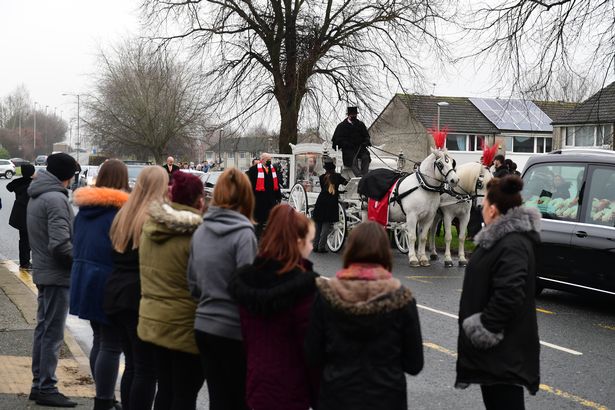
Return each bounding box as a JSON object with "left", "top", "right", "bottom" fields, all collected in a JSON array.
[
  {"left": 550, "top": 81, "right": 615, "bottom": 150},
  {"left": 370, "top": 94, "right": 578, "bottom": 171},
  {"left": 206, "top": 135, "right": 279, "bottom": 170}
]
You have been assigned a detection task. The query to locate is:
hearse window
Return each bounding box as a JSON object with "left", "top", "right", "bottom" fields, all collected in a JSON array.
[
  {"left": 585, "top": 167, "right": 615, "bottom": 227},
  {"left": 522, "top": 164, "right": 585, "bottom": 220}
]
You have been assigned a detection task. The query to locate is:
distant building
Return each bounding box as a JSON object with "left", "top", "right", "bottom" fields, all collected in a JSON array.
[
  {"left": 370, "top": 94, "right": 578, "bottom": 171},
  {"left": 550, "top": 81, "right": 615, "bottom": 150},
  {"left": 206, "top": 136, "right": 279, "bottom": 170}
]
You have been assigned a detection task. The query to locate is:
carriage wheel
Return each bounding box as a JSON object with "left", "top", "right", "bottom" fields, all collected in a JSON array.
[
  {"left": 394, "top": 224, "right": 409, "bottom": 254},
  {"left": 327, "top": 203, "right": 346, "bottom": 253},
  {"left": 288, "top": 183, "right": 309, "bottom": 215}
]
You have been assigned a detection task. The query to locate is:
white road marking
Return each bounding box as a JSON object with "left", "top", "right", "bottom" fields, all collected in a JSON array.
[{"left": 417, "top": 303, "right": 583, "bottom": 356}]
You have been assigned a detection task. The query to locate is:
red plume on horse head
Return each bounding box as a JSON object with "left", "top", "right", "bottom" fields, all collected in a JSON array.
[
  {"left": 428, "top": 127, "right": 448, "bottom": 150},
  {"left": 481, "top": 141, "right": 499, "bottom": 167}
]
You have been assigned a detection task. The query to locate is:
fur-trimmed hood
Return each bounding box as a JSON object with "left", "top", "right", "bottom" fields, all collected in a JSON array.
[
  {"left": 73, "top": 186, "right": 129, "bottom": 208},
  {"left": 229, "top": 257, "right": 318, "bottom": 316},
  {"left": 316, "top": 275, "right": 413, "bottom": 316},
  {"left": 474, "top": 206, "right": 541, "bottom": 250},
  {"left": 143, "top": 201, "right": 203, "bottom": 242}
]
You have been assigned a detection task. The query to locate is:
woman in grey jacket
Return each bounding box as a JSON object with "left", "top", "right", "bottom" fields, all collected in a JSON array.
[{"left": 188, "top": 167, "right": 258, "bottom": 410}]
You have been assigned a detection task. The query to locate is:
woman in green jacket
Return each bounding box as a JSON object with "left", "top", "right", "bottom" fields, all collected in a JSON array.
[{"left": 138, "top": 171, "right": 205, "bottom": 410}]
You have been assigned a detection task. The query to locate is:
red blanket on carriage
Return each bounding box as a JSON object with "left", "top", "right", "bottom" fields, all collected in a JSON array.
[{"left": 368, "top": 181, "right": 397, "bottom": 226}]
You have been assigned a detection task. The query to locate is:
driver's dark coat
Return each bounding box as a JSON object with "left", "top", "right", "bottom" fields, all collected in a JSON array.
[{"left": 332, "top": 119, "right": 371, "bottom": 166}]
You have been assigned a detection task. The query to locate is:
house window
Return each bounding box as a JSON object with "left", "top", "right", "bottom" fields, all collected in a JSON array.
[
  {"left": 446, "top": 134, "right": 467, "bottom": 151},
  {"left": 239, "top": 152, "right": 247, "bottom": 159},
  {"left": 563, "top": 125, "right": 614, "bottom": 147},
  {"left": 502, "top": 135, "right": 551, "bottom": 153}
]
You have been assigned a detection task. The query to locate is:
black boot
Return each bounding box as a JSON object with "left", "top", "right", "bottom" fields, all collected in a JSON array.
[{"left": 94, "top": 398, "right": 120, "bottom": 410}]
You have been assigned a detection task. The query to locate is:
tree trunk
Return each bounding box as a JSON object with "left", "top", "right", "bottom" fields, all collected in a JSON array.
[{"left": 277, "top": 97, "right": 300, "bottom": 154}]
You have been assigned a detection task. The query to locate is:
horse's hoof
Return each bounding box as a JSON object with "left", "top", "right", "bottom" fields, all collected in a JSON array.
[
  {"left": 458, "top": 260, "right": 468, "bottom": 267},
  {"left": 419, "top": 260, "right": 431, "bottom": 267},
  {"left": 429, "top": 254, "right": 438, "bottom": 261},
  {"left": 409, "top": 260, "right": 420, "bottom": 267},
  {"left": 444, "top": 261, "right": 454, "bottom": 268}
]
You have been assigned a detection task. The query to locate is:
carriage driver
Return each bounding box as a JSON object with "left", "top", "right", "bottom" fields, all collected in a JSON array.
[{"left": 332, "top": 106, "right": 372, "bottom": 177}]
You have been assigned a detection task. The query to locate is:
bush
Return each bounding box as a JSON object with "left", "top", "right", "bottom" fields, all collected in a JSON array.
[
  {"left": 88, "top": 155, "right": 109, "bottom": 166},
  {"left": 0, "top": 147, "right": 9, "bottom": 159}
]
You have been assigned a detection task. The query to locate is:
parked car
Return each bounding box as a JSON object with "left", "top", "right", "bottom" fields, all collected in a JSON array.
[
  {"left": 127, "top": 164, "right": 148, "bottom": 190},
  {"left": 10, "top": 158, "right": 30, "bottom": 168},
  {"left": 34, "top": 155, "right": 48, "bottom": 166},
  {"left": 0, "top": 159, "right": 16, "bottom": 179},
  {"left": 521, "top": 148, "right": 615, "bottom": 297}
]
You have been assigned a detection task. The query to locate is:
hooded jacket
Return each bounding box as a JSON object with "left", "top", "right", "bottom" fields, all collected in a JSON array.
[
  {"left": 228, "top": 258, "right": 319, "bottom": 410},
  {"left": 26, "top": 169, "right": 74, "bottom": 286},
  {"left": 138, "top": 201, "right": 202, "bottom": 355},
  {"left": 305, "top": 265, "right": 424, "bottom": 410},
  {"left": 7, "top": 175, "right": 33, "bottom": 230},
  {"left": 456, "top": 206, "right": 541, "bottom": 394},
  {"left": 70, "top": 187, "right": 129, "bottom": 324},
  {"left": 187, "top": 206, "right": 257, "bottom": 340}
]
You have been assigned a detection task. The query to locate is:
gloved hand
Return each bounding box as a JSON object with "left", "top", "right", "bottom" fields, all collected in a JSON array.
[{"left": 462, "top": 313, "right": 504, "bottom": 350}]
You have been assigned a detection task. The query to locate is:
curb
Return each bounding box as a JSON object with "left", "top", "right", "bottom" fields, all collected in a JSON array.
[{"left": 0, "top": 260, "right": 91, "bottom": 375}]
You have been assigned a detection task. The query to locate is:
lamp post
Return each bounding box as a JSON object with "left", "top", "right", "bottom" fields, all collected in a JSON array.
[
  {"left": 33, "top": 102, "right": 37, "bottom": 153},
  {"left": 62, "top": 93, "right": 81, "bottom": 163},
  {"left": 437, "top": 101, "right": 449, "bottom": 130}
]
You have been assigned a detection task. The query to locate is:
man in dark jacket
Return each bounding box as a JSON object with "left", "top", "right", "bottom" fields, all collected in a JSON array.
[
  {"left": 7, "top": 164, "right": 35, "bottom": 269},
  {"left": 27, "top": 153, "right": 78, "bottom": 407},
  {"left": 332, "top": 106, "right": 371, "bottom": 176},
  {"left": 247, "top": 152, "right": 282, "bottom": 237},
  {"left": 162, "top": 156, "right": 180, "bottom": 183},
  {"left": 492, "top": 155, "right": 510, "bottom": 178}
]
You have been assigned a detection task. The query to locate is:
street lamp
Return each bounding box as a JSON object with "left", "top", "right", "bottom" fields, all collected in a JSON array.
[
  {"left": 437, "top": 101, "right": 449, "bottom": 130},
  {"left": 33, "top": 102, "right": 37, "bottom": 152},
  {"left": 62, "top": 93, "right": 82, "bottom": 163}
]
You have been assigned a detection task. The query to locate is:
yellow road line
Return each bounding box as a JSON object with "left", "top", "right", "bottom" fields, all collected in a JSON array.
[
  {"left": 424, "top": 342, "right": 607, "bottom": 409},
  {"left": 539, "top": 384, "right": 608, "bottom": 410},
  {"left": 536, "top": 308, "right": 555, "bottom": 315},
  {"left": 597, "top": 324, "right": 615, "bottom": 331}
]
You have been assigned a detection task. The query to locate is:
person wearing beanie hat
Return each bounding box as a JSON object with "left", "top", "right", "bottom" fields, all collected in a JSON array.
[
  {"left": 311, "top": 159, "right": 347, "bottom": 253},
  {"left": 138, "top": 170, "right": 206, "bottom": 409},
  {"left": 6, "top": 164, "right": 36, "bottom": 269},
  {"left": 26, "top": 155, "right": 78, "bottom": 407}
]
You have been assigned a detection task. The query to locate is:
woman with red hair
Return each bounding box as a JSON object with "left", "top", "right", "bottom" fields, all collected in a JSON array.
[{"left": 229, "top": 204, "right": 319, "bottom": 410}]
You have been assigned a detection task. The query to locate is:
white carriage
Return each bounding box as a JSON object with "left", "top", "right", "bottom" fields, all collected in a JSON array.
[{"left": 282, "top": 143, "right": 410, "bottom": 253}]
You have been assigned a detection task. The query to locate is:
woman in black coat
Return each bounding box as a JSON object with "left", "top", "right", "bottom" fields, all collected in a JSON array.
[
  {"left": 311, "top": 160, "right": 347, "bottom": 253},
  {"left": 456, "top": 175, "right": 541, "bottom": 410},
  {"left": 305, "top": 221, "right": 424, "bottom": 410},
  {"left": 6, "top": 164, "right": 35, "bottom": 269}
]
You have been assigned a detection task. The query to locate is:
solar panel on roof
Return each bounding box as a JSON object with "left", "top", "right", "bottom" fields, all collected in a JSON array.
[{"left": 469, "top": 97, "right": 553, "bottom": 132}]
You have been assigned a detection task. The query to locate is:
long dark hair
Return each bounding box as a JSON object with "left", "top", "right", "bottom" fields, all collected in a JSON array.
[
  {"left": 486, "top": 175, "right": 523, "bottom": 214},
  {"left": 343, "top": 221, "right": 392, "bottom": 271}
]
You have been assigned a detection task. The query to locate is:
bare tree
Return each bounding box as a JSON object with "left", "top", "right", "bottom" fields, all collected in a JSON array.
[
  {"left": 85, "top": 40, "right": 211, "bottom": 164},
  {"left": 520, "top": 70, "right": 600, "bottom": 102},
  {"left": 466, "top": 0, "right": 615, "bottom": 96},
  {"left": 141, "top": 0, "right": 451, "bottom": 154}
]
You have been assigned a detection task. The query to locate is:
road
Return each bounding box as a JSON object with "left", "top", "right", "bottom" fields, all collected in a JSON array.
[{"left": 1, "top": 178, "right": 613, "bottom": 409}]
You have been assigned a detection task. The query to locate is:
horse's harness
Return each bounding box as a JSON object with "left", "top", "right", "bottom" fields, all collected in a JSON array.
[
  {"left": 441, "top": 166, "right": 489, "bottom": 206},
  {"left": 389, "top": 154, "right": 454, "bottom": 215}
]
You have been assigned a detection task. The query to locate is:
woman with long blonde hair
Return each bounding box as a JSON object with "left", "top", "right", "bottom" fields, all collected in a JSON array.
[{"left": 103, "top": 166, "right": 168, "bottom": 410}]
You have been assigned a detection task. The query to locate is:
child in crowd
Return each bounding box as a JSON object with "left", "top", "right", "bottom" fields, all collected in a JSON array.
[
  {"left": 305, "top": 221, "right": 424, "bottom": 410},
  {"left": 229, "top": 204, "right": 319, "bottom": 410}
]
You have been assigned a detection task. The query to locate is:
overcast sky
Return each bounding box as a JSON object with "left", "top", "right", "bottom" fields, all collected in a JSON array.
[{"left": 0, "top": 1, "right": 541, "bottom": 129}]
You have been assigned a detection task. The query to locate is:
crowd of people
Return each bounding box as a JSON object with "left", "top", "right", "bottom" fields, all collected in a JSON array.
[{"left": 4, "top": 136, "right": 540, "bottom": 410}]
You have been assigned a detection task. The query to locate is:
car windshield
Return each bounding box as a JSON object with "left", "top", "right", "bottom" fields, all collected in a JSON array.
[{"left": 127, "top": 165, "right": 146, "bottom": 179}]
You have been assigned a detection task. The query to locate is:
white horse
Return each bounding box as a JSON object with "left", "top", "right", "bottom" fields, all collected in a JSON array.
[
  {"left": 388, "top": 148, "right": 459, "bottom": 267},
  {"left": 428, "top": 162, "right": 493, "bottom": 267}
]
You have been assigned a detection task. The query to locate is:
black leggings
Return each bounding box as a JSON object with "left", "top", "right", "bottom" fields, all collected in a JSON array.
[
  {"left": 110, "top": 310, "right": 158, "bottom": 410},
  {"left": 90, "top": 321, "right": 122, "bottom": 400},
  {"left": 194, "top": 330, "right": 247, "bottom": 410},
  {"left": 480, "top": 384, "right": 525, "bottom": 410},
  {"left": 154, "top": 345, "right": 205, "bottom": 410}
]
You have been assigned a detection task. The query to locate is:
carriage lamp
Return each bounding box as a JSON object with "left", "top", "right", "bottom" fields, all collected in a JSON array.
[{"left": 397, "top": 151, "right": 406, "bottom": 170}]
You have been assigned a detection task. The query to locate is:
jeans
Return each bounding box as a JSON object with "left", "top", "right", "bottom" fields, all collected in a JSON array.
[
  {"left": 313, "top": 222, "right": 332, "bottom": 251},
  {"left": 195, "top": 330, "right": 247, "bottom": 410},
  {"left": 480, "top": 384, "right": 525, "bottom": 410},
  {"left": 90, "top": 321, "right": 123, "bottom": 400},
  {"left": 18, "top": 228, "right": 30, "bottom": 267},
  {"left": 154, "top": 345, "right": 205, "bottom": 410},
  {"left": 110, "top": 310, "right": 158, "bottom": 410},
  {"left": 31, "top": 285, "right": 69, "bottom": 393}
]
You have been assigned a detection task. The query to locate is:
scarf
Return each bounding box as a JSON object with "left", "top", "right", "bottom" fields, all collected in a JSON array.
[
  {"left": 256, "top": 163, "right": 279, "bottom": 192},
  {"left": 335, "top": 263, "right": 392, "bottom": 280}
]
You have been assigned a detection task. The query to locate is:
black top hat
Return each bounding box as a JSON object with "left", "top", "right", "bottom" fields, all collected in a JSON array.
[{"left": 346, "top": 106, "right": 358, "bottom": 115}]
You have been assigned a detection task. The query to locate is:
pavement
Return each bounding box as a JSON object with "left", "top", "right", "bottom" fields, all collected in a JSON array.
[{"left": 0, "top": 260, "right": 94, "bottom": 409}]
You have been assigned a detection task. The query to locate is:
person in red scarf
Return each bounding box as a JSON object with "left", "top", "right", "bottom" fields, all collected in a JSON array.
[{"left": 246, "top": 152, "right": 282, "bottom": 237}]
